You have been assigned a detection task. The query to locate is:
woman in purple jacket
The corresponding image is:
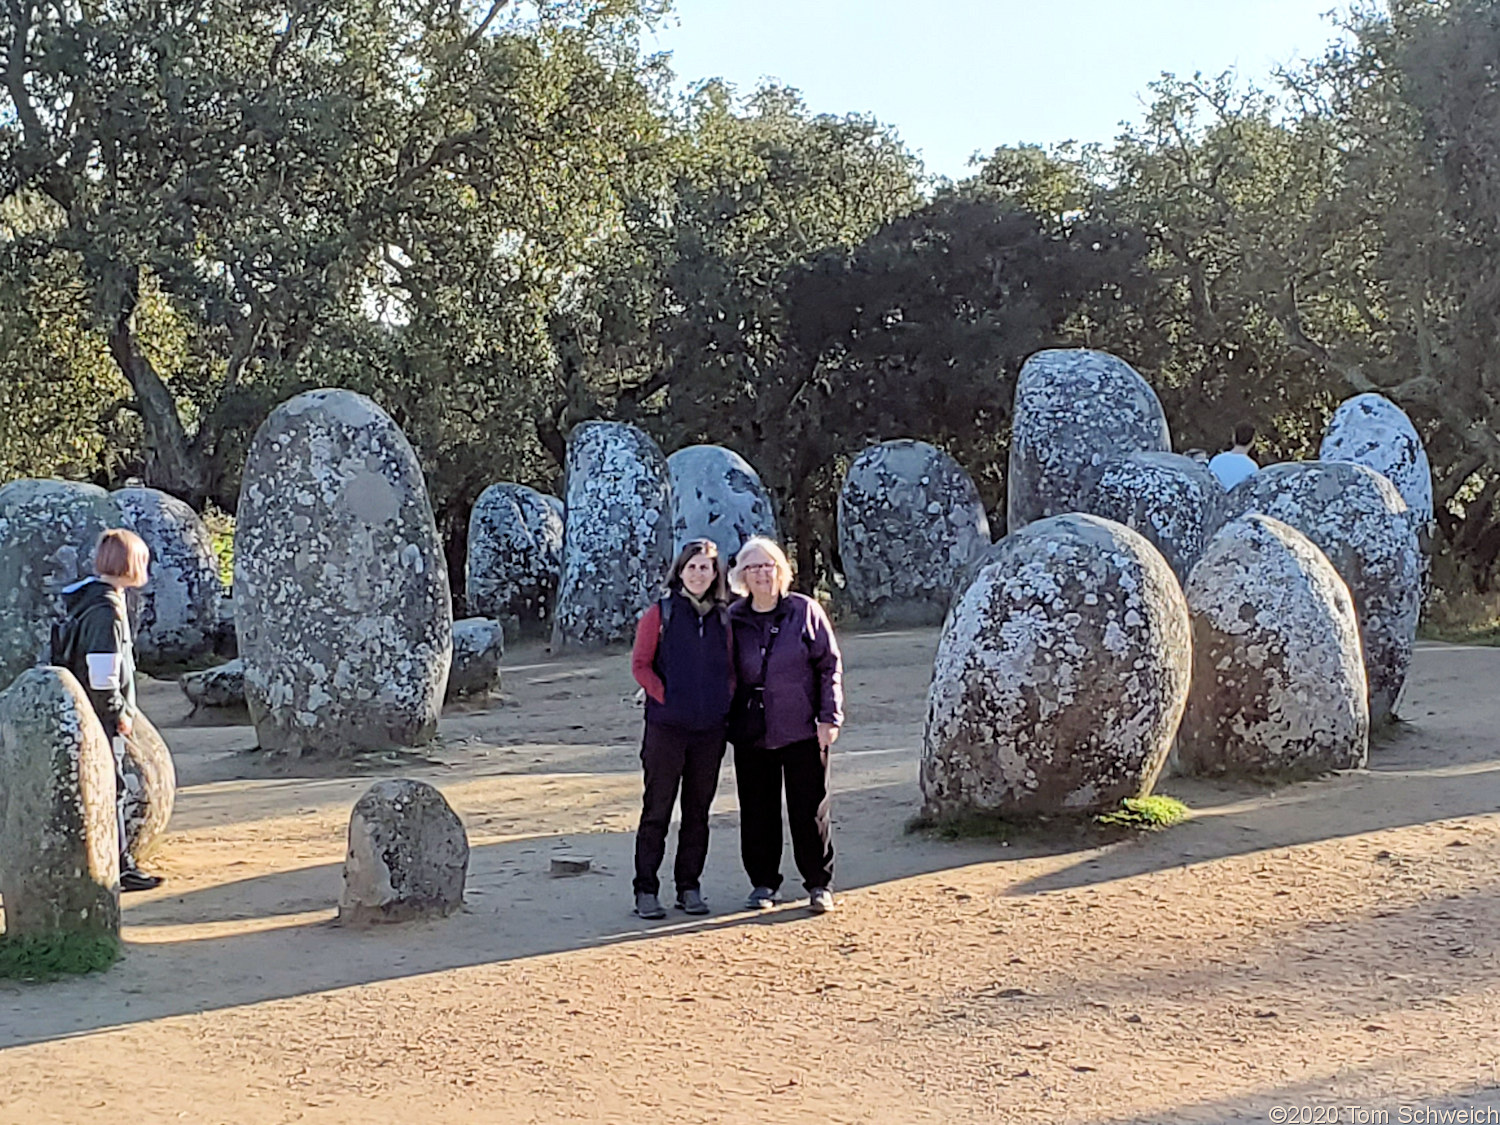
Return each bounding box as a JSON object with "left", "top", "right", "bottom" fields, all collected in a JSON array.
[{"left": 727, "top": 537, "right": 844, "bottom": 915}]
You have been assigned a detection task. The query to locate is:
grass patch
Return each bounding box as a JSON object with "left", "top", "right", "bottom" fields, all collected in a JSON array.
[
  {"left": 1094, "top": 795, "right": 1190, "bottom": 832},
  {"left": 202, "top": 502, "right": 235, "bottom": 587},
  {"left": 0, "top": 930, "right": 121, "bottom": 981},
  {"left": 909, "top": 794, "right": 1191, "bottom": 843}
]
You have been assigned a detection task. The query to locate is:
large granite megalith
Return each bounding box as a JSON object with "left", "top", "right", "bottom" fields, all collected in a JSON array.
[
  {"left": 0, "top": 480, "right": 119, "bottom": 692},
  {"left": 1320, "top": 393, "right": 1433, "bottom": 528},
  {"left": 838, "top": 440, "right": 991, "bottom": 626},
  {"left": 1224, "top": 461, "right": 1420, "bottom": 725},
  {"left": 922, "top": 513, "right": 1191, "bottom": 817},
  {"left": 236, "top": 390, "right": 453, "bottom": 756},
  {"left": 1082, "top": 451, "right": 1227, "bottom": 581},
  {"left": 667, "top": 444, "right": 778, "bottom": 561},
  {"left": 1178, "top": 515, "right": 1369, "bottom": 778},
  {"left": 1007, "top": 349, "right": 1171, "bottom": 533},
  {"left": 114, "top": 487, "right": 224, "bottom": 671},
  {"left": 466, "top": 483, "right": 565, "bottom": 639},
  {"left": 0, "top": 668, "right": 120, "bottom": 939},
  {"left": 551, "top": 422, "right": 672, "bottom": 651},
  {"left": 338, "top": 779, "right": 469, "bottom": 925}
]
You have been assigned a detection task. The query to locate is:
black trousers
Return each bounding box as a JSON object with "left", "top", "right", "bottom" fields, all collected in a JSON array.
[
  {"left": 633, "top": 721, "right": 726, "bottom": 896},
  {"left": 734, "top": 737, "right": 834, "bottom": 893}
]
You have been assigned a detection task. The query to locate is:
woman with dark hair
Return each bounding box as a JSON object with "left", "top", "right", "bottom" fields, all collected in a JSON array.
[{"left": 629, "top": 538, "right": 734, "bottom": 919}]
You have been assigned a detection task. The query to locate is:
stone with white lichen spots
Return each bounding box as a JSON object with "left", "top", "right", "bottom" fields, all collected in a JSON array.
[
  {"left": 551, "top": 422, "right": 672, "bottom": 652},
  {"left": 116, "top": 711, "right": 177, "bottom": 859},
  {"left": 179, "top": 659, "right": 246, "bottom": 710},
  {"left": 1178, "top": 515, "right": 1369, "bottom": 778},
  {"left": 114, "top": 487, "right": 225, "bottom": 671},
  {"left": 668, "top": 444, "right": 777, "bottom": 562},
  {"left": 838, "top": 440, "right": 991, "bottom": 626},
  {"left": 1224, "top": 461, "right": 1420, "bottom": 726},
  {"left": 235, "top": 390, "right": 453, "bottom": 756},
  {"left": 1081, "top": 451, "right": 1228, "bottom": 581},
  {"left": 466, "top": 484, "right": 564, "bottom": 640},
  {"left": 921, "top": 513, "right": 1191, "bottom": 817},
  {"left": 1320, "top": 394, "right": 1433, "bottom": 529},
  {"left": 1006, "top": 349, "right": 1171, "bottom": 534},
  {"left": 447, "top": 618, "right": 504, "bottom": 700},
  {"left": 338, "top": 779, "right": 468, "bottom": 926},
  {"left": 0, "top": 667, "right": 120, "bottom": 939}
]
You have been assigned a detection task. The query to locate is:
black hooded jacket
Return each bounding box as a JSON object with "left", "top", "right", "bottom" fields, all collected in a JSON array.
[{"left": 57, "top": 576, "right": 136, "bottom": 734}]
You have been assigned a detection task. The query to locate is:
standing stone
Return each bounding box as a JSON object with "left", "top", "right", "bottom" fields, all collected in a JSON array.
[
  {"left": 1320, "top": 393, "right": 1433, "bottom": 527},
  {"left": 551, "top": 421, "right": 672, "bottom": 652},
  {"left": 114, "top": 487, "right": 225, "bottom": 671},
  {"left": 1007, "top": 349, "right": 1171, "bottom": 533},
  {"left": 466, "top": 484, "right": 565, "bottom": 639},
  {"left": 838, "top": 440, "right": 991, "bottom": 626},
  {"left": 338, "top": 779, "right": 469, "bottom": 925},
  {"left": 667, "top": 444, "right": 778, "bottom": 561},
  {"left": 236, "top": 389, "right": 453, "bottom": 756},
  {"left": 118, "top": 712, "right": 177, "bottom": 859},
  {"left": 922, "top": 514, "right": 1191, "bottom": 817},
  {"left": 0, "top": 480, "right": 119, "bottom": 692},
  {"left": 179, "top": 659, "right": 247, "bottom": 711},
  {"left": 1178, "top": 515, "right": 1369, "bottom": 778},
  {"left": 447, "top": 618, "right": 504, "bottom": 700},
  {"left": 0, "top": 668, "right": 120, "bottom": 939},
  {"left": 1224, "top": 462, "right": 1421, "bottom": 725},
  {"left": 1081, "top": 452, "right": 1228, "bottom": 581}
]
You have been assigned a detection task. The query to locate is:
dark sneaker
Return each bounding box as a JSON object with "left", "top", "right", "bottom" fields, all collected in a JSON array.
[
  {"left": 120, "top": 868, "right": 164, "bottom": 893},
  {"left": 634, "top": 892, "right": 666, "bottom": 920},
  {"left": 745, "top": 886, "right": 777, "bottom": 911},
  {"left": 808, "top": 888, "right": 836, "bottom": 914},
  {"left": 676, "top": 889, "right": 710, "bottom": 916}
]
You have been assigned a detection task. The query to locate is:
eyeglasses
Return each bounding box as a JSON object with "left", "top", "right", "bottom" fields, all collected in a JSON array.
[{"left": 741, "top": 563, "right": 777, "bottom": 573}]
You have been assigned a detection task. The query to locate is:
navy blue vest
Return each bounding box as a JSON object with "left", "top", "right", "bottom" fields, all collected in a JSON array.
[{"left": 646, "top": 593, "right": 732, "bottom": 732}]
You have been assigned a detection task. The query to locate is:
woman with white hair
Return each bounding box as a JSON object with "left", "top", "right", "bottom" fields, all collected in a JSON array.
[{"left": 727, "top": 537, "right": 844, "bottom": 914}]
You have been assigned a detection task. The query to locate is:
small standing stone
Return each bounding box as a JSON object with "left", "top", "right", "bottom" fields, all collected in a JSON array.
[
  {"left": 667, "top": 444, "right": 778, "bottom": 561},
  {"left": 113, "top": 487, "right": 225, "bottom": 671},
  {"left": 0, "top": 668, "right": 120, "bottom": 939},
  {"left": 338, "top": 779, "right": 469, "bottom": 926},
  {"left": 447, "top": 618, "right": 505, "bottom": 700},
  {"left": 1081, "top": 451, "right": 1227, "bottom": 581},
  {"left": 118, "top": 712, "right": 177, "bottom": 860},
  {"left": 466, "top": 483, "right": 565, "bottom": 640}
]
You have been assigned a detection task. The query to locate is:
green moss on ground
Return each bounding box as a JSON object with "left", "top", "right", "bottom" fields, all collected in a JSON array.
[{"left": 0, "top": 931, "right": 121, "bottom": 981}]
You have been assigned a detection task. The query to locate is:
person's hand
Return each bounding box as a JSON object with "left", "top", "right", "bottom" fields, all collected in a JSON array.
[
  {"left": 817, "top": 722, "right": 840, "bottom": 750},
  {"left": 117, "top": 714, "right": 133, "bottom": 737}
]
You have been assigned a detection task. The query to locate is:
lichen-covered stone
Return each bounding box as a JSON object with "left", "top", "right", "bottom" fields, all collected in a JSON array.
[
  {"left": 117, "top": 711, "right": 176, "bottom": 859},
  {"left": 1007, "top": 349, "right": 1171, "bottom": 533},
  {"left": 466, "top": 484, "right": 565, "bottom": 639},
  {"left": 179, "top": 659, "right": 246, "bottom": 710},
  {"left": 667, "top": 444, "right": 778, "bottom": 561},
  {"left": 551, "top": 421, "right": 672, "bottom": 652},
  {"left": 0, "top": 480, "right": 120, "bottom": 692},
  {"left": 922, "top": 513, "right": 1191, "bottom": 817},
  {"left": 447, "top": 618, "right": 504, "bottom": 700},
  {"left": 838, "top": 440, "right": 991, "bottom": 626},
  {"left": 1081, "top": 452, "right": 1227, "bottom": 581},
  {"left": 114, "top": 487, "right": 225, "bottom": 671},
  {"left": 236, "top": 390, "right": 453, "bottom": 756},
  {"left": 1224, "top": 461, "right": 1420, "bottom": 725},
  {"left": 0, "top": 668, "right": 119, "bottom": 938},
  {"left": 338, "top": 778, "right": 469, "bottom": 926},
  {"left": 1320, "top": 394, "right": 1433, "bottom": 527},
  {"left": 1178, "top": 515, "right": 1369, "bottom": 778}
]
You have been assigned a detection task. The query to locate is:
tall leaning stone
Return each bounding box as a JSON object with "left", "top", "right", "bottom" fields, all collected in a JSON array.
[
  {"left": 1224, "top": 462, "right": 1420, "bottom": 726},
  {"left": 668, "top": 444, "right": 777, "bottom": 561},
  {"left": 236, "top": 390, "right": 452, "bottom": 756},
  {"left": 838, "top": 440, "right": 991, "bottom": 627},
  {"left": 1320, "top": 394, "right": 1433, "bottom": 527},
  {"left": 466, "top": 483, "right": 565, "bottom": 639},
  {"left": 0, "top": 668, "right": 120, "bottom": 939},
  {"left": 1179, "top": 515, "right": 1369, "bottom": 778},
  {"left": 0, "top": 480, "right": 119, "bottom": 692},
  {"left": 1007, "top": 349, "right": 1171, "bottom": 533},
  {"left": 114, "top": 487, "right": 225, "bottom": 671},
  {"left": 1081, "top": 451, "right": 1227, "bottom": 581},
  {"left": 922, "top": 514, "right": 1191, "bottom": 817},
  {"left": 551, "top": 422, "right": 672, "bottom": 652}
]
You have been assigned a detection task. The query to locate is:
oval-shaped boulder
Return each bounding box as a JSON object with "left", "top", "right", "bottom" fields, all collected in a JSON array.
[
  {"left": 466, "top": 483, "right": 565, "bottom": 639},
  {"left": 1178, "top": 515, "right": 1369, "bottom": 778},
  {"left": 1007, "top": 349, "right": 1171, "bottom": 533},
  {"left": 838, "top": 440, "right": 991, "bottom": 626},
  {"left": 114, "top": 487, "right": 225, "bottom": 671},
  {"left": 551, "top": 422, "right": 672, "bottom": 652},
  {"left": 0, "top": 480, "right": 119, "bottom": 692},
  {"left": 668, "top": 444, "right": 777, "bottom": 561},
  {"left": 179, "top": 659, "right": 246, "bottom": 711},
  {"left": 235, "top": 389, "right": 453, "bottom": 756},
  {"left": 1224, "top": 462, "right": 1420, "bottom": 726},
  {"left": 1081, "top": 451, "right": 1227, "bottom": 581},
  {"left": 447, "top": 618, "right": 504, "bottom": 700},
  {"left": 1320, "top": 393, "right": 1433, "bottom": 526},
  {"left": 921, "top": 513, "right": 1191, "bottom": 817},
  {"left": 118, "top": 712, "right": 177, "bottom": 860},
  {"left": 338, "top": 778, "right": 469, "bottom": 926}
]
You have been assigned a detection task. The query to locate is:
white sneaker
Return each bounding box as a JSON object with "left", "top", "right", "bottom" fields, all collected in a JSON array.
[{"left": 808, "top": 888, "right": 835, "bottom": 914}]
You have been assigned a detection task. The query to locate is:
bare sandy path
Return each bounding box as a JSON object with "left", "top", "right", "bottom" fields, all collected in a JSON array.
[{"left": 3, "top": 631, "right": 1500, "bottom": 1123}]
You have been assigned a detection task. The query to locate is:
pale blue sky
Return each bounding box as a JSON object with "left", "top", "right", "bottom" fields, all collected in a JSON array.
[{"left": 646, "top": 0, "right": 1350, "bottom": 180}]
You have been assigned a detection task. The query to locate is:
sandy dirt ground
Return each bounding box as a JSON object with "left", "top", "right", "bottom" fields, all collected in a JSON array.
[{"left": 3, "top": 628, "right": 1500, "bottom": 1124}]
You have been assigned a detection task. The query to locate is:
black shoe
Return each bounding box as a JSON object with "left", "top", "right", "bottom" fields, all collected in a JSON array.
[
  {"left": 676, "top": 888, "right": 710, "bottom": 915},
  {"left": 634, "top": 892, "right": 666, "bottom": 920},
  {"left": 120, "top": 868, "right": 164, "bottom": 893},
  {"left": 745, "top": 886, "right": 777, "bottom": 910}
]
